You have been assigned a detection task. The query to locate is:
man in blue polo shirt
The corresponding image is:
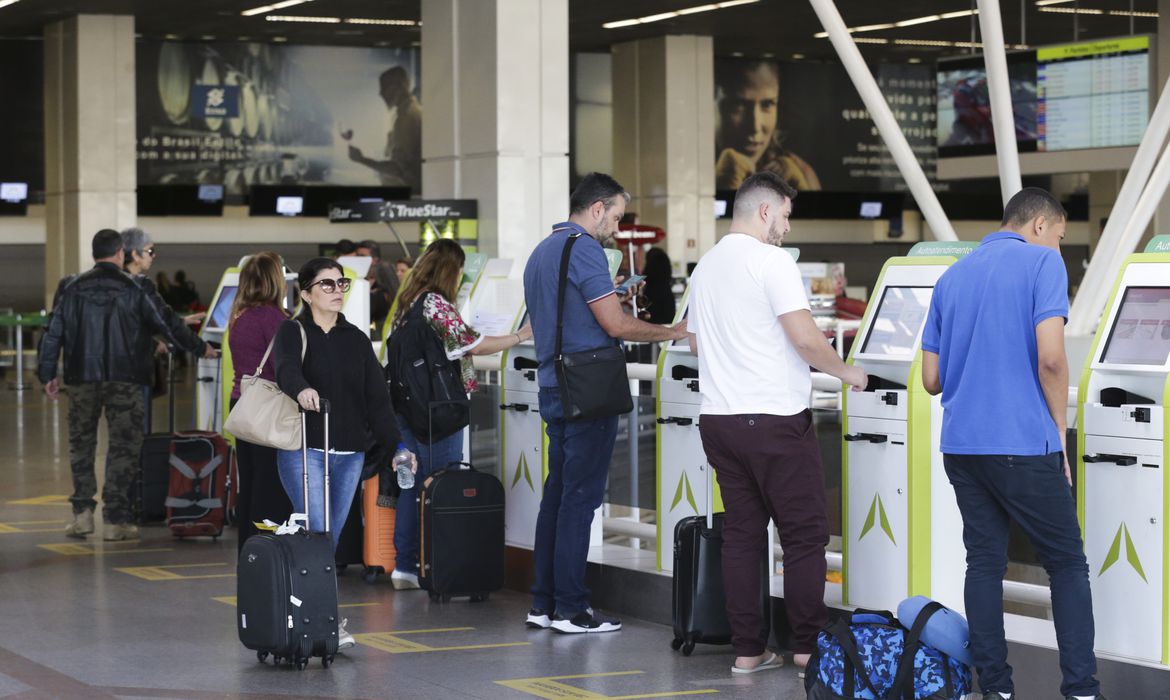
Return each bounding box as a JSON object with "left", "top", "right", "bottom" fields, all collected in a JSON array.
[
  {"left": 522, "top": 172, "right": 688, "bottom": 634},
  {"left": 922, "top": 188, "right": 1104, "bottom": 700}
]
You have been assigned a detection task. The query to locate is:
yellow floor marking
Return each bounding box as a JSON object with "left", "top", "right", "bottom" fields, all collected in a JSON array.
[
  {"left": 214, "top": 596, "right": 380, "bottom": 609},
  {"left": 0, "top": 520, "right": 67, "bottom": 534},
  {"left": 116, "top": 562, "right": 233, "bottom": 581},
  {"left": 38, "top": 543, "right": 174, "bottom": 556},
  {"left": 355, "top": 627, "right": 530, "bottom": 654},
  {"left": 496, "top": 671, "right": 718, "bottom": 700},
  {"left": 8, "top": 495, "right": 70, "bottom": 506}
]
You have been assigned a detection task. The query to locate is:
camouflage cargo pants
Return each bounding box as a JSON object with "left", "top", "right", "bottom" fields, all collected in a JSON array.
[{"left": 68, "top": 381, "right": 145, "bottom": 524}]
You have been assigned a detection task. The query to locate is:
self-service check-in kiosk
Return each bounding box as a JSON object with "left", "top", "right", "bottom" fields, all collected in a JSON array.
[
  {"left": 842, "top": 242, "right": 976, "bottom": 613},
  {"left": 499, "top": 249, "right": 623, "bottom": 550},
  {"left": 1078, "top": 235, "right": 1170, "bottom": 665}
]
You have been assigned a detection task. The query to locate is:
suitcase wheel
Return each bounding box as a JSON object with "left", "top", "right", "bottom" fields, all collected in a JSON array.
[
  {"left": 322, "top": 655, "right": 333, "bottom": 669},
  {"left": 670, "top": 638, "right": 683, "bottom": 651},
  {"left": 681, "top": 640, "right": 695, "bottom": 656},
  {"left": 295, "top": 658, "right": 308, "bottom": 671},
  {"left": 469, "top": 592, "right": 489, "bottom": 603},
  {"left": 256, "top": 651, "right": 269, "bottom": 663}
]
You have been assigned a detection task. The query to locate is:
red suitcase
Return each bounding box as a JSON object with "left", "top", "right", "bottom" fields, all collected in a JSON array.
[{"left": 166, "top": 431, "right": 231, "bottom": 539}]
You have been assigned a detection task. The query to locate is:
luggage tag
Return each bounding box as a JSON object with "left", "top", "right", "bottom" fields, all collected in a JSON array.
[{"left": 265, "top": 513, "right": 309, "bottom": 535}]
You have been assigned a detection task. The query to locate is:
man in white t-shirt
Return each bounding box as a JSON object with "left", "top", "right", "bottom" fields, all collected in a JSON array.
[{"left": 688, "top": 172, "right": 867, "bottom": 674}]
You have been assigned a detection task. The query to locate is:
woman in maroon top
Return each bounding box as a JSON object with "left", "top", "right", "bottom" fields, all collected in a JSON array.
[{"left": 227, "top": 252, "right": 293, "bottom": 552}]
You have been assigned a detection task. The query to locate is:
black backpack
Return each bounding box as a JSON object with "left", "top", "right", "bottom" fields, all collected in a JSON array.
[{"left": 385, "top": 298, "right": 470, "bottom": 445}]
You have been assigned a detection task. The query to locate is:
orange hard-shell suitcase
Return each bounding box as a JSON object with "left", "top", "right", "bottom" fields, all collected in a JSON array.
[{"left": 360, "top": 473, "right": 396, "bottom": 583}]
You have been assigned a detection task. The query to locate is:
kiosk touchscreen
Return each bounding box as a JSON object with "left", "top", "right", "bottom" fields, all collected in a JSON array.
[
  {"left": 196, "top": 268, "right": 240, "bottom": 433},
  {"left": 1078, "top": 239, "right": 1170, "bottom": 665},
  {"left": 842, "top": 242, "right": 975, "bottom": 614}
]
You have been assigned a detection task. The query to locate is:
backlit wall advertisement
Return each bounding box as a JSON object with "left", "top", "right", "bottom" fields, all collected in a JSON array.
[{"left": 138, "top": 41, "right": 421, "bottom": 194}]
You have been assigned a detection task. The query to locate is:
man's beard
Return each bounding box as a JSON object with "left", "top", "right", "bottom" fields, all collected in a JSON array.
[
  {"left": 764, "top": 220, "right": 784, "bottom": 247},
  {"left": 593, "top": 220, "right": 613, "bottom": 245}
]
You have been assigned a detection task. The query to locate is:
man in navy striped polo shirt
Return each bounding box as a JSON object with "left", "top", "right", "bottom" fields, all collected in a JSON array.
[{"left": 921, "top": 188, "right": 1104, "bottom": 700}]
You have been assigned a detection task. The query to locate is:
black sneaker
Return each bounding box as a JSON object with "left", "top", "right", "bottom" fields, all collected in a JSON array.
[
  {"left": 525, "top": 608, "right": 552, "bottom": 629},
  {"left": 550, "top": 608, "right": 622, "bottom": 634}
]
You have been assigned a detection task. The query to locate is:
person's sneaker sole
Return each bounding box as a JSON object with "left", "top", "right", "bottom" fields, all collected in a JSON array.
[
  {"left": 64, "top": 527, "right": 90, "bottom": 539},
  {"left": 525, "top": 613, "right": 551, "bottom": 629},
  {"left": 550, "top": 619, "right": 622, "bottom": 634},
  {"left": 390, "top": 574, "right": 420, "bottom": 590}
]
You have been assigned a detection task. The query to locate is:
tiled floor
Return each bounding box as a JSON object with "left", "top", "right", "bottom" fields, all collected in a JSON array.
[{"left": 0, "top": 369, "right": 809, "bottom": 699}]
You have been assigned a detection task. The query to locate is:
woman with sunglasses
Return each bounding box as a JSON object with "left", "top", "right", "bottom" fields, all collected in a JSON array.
[
  {"left": 273, "top": 257, "right": 413, "bottom": 650},
  {"left": 386, "top": 239, "right": 531, "bottom": 590}
]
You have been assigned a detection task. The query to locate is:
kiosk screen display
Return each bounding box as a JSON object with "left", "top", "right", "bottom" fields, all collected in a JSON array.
[
  {"left": 207, "top": 286, "right": 239, "bottom": 332},
  {"left": 1101, "top": 286, "right": 1170, "bottom": 366},
  {"left": 860, "top": 286, "right": 934, "bottom": 357}
]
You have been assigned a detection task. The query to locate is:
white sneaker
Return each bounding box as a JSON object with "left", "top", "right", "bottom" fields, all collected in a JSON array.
[
  {"left": 390, "top": 569, "right": 420, "bottom": 590},
  {"left": 65, "top": 509, "right": 94, "bottom": 538},
  {"left": 337, "top": 617, "right": 355, "bottom": 651}
]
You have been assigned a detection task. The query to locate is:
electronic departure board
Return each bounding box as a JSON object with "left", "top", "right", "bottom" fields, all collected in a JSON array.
[{"left": 1038, "top": 37, "right": 1150, "bottom": 152}]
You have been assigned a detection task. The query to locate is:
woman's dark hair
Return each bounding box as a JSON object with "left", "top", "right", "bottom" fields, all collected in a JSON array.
[
  {"left": 392, "top": 239, "right": 465, "bottom": 328},
  {"left": 643, "top": 247, "right": 672, "bottom": 283},
  {"left": 297, "top": 257, "right": 345, "bottom": 316}
]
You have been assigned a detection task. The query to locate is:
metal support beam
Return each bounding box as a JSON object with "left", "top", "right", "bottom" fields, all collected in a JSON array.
[
  {"left": 807, "top": 0, "right": 958, "bottom": 241},
  {"left": 1068, "top": 75, "right": 1170, "bottom": 335},
  {"left": 977, "top": 0, "right": 1023, "bottom": 205}
]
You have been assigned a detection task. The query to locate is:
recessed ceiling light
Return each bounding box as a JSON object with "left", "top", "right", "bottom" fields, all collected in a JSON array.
[
  {"left": 242, "top": 0, "right": 314, "bottom": 17},
  {"left": 730, "top": 51, "right": 744, "bottom": 57},
  {"left": 603, "top": 0, "right": 758, "bottom": 29},
  {"left": 761, "top": 52, "right": 774, "bottom": 58},
  {"left": 908, "top": 58, "right": 922, "bottom": 64},
  {"left": 265, "top": 15, "right": 342, "bottom": 24},
  {"left": 238, "top": 36, "right": 251, "bottom": 41},
  {"left": 814, "top": 9, "right": 977, "bottom": 38},
  {"left": 1035, "top": 0, "right": 1075, "bottom": 6},
  {"left": 790, "top": 53, "right": 804, "bottom": 59},
  {"left": 201, "top": 35, "right": 217, "bottom": 40},
  {"left": 1038, "top": 7, "right": 1103, "bottom": 14},
  {"left": 343, "top": 18, "right": 418, "bottom": 26},
  {"left": 272, "top": 36, "right": 288, "bottom": 42},
  {"left": 164, "top": 33, "right": 181, "bottom": 40}
]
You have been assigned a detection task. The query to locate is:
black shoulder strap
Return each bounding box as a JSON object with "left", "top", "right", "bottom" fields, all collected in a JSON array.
[
  {"left": 554, "top": 232, "right": 582, "bottom": 361},
  {"left": 823, "top": 619, "right": 884, "bottom": 699},
  {"left": 888, "top": 601, "right": 946, "bottom": 700}
]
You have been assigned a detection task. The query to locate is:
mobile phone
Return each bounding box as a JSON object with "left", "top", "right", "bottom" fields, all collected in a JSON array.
[{"left": 615, "top": 274, "right": 646, "bottom": 295}]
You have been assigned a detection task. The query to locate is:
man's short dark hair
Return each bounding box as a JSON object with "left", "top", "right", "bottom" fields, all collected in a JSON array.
[
  {"left": 1002, "top": 187, "right": 1067, "bottom": 228},
  {"left": 335, "top": 239, "right": 357, "bottom": 256},
  {"left": 570, "top": 172, "right": 630, "bottom": 216},
  {"left": 358, "top": 239, "right": 381, "bottom": 258},
  {"left": 732, "top": 172, "right": 797, "bottom": 219},
  {"left": 92, "top": 229, "right": 123, "bottom": 260}
]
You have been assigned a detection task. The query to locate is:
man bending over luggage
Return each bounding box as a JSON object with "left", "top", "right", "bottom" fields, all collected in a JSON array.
[
  {"left": 522, "top": 172, "right": 688, "bottom": 634},
  {"left": 921, "top": 187, "right": 1105, "bottom": 700},
  {"left": 38, "top": 229, "right": 217, "bottom": 541},
  {"left": 687, "top": 172, "right": 867, "bottom": 673}
]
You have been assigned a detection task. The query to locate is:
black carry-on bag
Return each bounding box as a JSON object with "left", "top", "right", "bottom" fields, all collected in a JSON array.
[
  {"left": 237, "top": 401, "right": 340, "bottom": 670},
  {"left": 132, "top": 348, "right": 177, "bottom": 522},
  {"left": 671, "top": 465, "right": 769, "bottom": 656}
]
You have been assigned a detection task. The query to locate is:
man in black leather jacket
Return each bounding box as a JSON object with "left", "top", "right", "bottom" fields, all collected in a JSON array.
[{"left": 37, "top": 230, "right": 217, "bottom": 540}]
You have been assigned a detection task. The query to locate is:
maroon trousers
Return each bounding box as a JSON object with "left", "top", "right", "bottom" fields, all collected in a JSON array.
[{"left": 699, "top": 411, "right": 829, "bottom": 656}]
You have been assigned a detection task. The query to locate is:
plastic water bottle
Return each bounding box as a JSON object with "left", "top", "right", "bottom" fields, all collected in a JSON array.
[{"left": 393, "top": 443, "right": 414, "bottom": 489}]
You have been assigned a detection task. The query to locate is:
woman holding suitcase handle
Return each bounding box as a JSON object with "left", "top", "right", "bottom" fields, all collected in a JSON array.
[{"left": 274, "top": 257, "right": 417, "bottom": 650}]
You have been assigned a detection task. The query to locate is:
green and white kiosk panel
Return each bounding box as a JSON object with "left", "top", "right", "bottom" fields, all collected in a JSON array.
[
  {"left": 843, "top": 248, "right": 970, "bottom": 614},
  {"left": 1078, "top": 243, "right": 1170, "bottom": 665}
]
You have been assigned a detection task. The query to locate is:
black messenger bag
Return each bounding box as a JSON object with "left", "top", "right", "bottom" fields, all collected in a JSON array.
[{"left": 553, "top": 232, "right": 634, "bottom": 421}]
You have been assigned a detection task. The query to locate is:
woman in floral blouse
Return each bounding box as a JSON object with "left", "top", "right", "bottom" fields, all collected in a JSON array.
[{"left": 385, "top": 238, "right": 532, "bottom": 589}]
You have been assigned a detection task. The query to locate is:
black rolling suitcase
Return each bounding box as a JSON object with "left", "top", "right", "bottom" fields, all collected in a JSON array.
[
  {"left": 133, "top": 349, "right": 176, "bottom": 523},
  {"left": 418, "top": 463, "right": 505, "bottom": 603},
  {"left": 671, "top": 467, "right": 769, "bottom": 656},
  {"left": 237, "top": 403, "right": 340, "bottom": 670}
]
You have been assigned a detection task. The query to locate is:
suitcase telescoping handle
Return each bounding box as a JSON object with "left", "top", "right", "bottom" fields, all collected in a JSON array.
[
  {"left": 705, "top": 462, "right": 714, "bottom": 530},
  {"left": 299, "top": 399, "right": 332, "bottom": 532}
]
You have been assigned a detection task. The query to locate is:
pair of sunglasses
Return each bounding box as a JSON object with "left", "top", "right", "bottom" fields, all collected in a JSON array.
[{"left": 307, "top": 277, "right": 352, "bottom": 294}]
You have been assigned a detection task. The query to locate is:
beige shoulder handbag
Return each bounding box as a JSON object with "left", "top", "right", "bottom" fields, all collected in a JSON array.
[{"left": 224, "top": 322, "right": 306, "bottom": 450}]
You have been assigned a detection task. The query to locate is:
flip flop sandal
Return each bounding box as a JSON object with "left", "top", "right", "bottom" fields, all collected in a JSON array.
[{"left": 731, "top": 652, "right": 783, "bottom": 675}]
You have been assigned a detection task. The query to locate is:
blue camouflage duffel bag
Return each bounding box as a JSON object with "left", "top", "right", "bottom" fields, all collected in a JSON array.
[{"left": 804, "top": 603, "right": 972, "bottom": 700}]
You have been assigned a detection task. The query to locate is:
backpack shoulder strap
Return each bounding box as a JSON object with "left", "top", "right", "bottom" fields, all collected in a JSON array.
[{"left": 888, "top": 601, "right": 946, "bottom": 700}]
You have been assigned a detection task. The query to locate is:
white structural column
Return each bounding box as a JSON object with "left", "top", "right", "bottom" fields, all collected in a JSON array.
[
  {"left": 976, "top": 0, "right": 1023, "bottom": 205},
  {"left": 43, "top": 15, "right": 137, "bottom": 308},
  {"left": 808, "top": 0, "right": 957, "bottom": 241},
  {"left": 421, "top": 0, "right": 569, "bottom": 267},
  {"left": 611, "top": 36, "right": 716, "bottom": 269}
]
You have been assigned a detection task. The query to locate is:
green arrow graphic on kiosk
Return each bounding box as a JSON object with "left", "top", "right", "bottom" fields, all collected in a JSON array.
[
  {"left": 511, "top": 452, "right": 534, "bottom": 492},
  {"left": 1099, "top": 523, "right": 1148, "bottom": 582},
  {"left": 859, "top": 494, "right": 896, "bottom": 545},
  {"left": 670, "top": 472, "right": 699, "bottom": 514}
]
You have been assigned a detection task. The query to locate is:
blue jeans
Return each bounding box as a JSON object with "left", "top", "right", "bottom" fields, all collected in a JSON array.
[
  {"left": 276, "top": 448, "right": 364, "bottom": 552},
  {"left": 944, "top": 453, "right": 1100, "bottom": 698},
  {"left": 392, "top": 417, "right": 464, "bottom": 574},
  {"left": 531, "top": 387, "right": 619, "bottom": 617}
]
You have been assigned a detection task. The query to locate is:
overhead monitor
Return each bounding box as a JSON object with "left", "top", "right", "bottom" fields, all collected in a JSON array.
[
  {"left": 205, "top": 285, "right": 239, "bottom": 333},
  {"left": 276, "top": 196, "right": 303, "bottom": 217},
  {"left": 198, "top": 184, "right": 224, "bottom": 202},
  {"left": 859, "top": 286, "right": 934, "bottom": 357},
  {"left": 714, "top": 200, "right": 728, "bottom": 218},
  {"left": 1099, "top": 286, "right": 1170, "bottom": 366},
  {"left": 859, "top": 201, "right": 883, "bottom": 219},
  {"left": 1, "top": 182, "right": 28, "bottom": 203}
]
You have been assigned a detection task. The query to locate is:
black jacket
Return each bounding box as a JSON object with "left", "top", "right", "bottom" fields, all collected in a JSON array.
[
  {"left": 131, "top": 274, "right": 207, "bottom": 353},
  {"left": 37, "top": 263, "right": 208, "bottom": 386},
  {"left": 274, "top": 314, "right": 399, "bottom": 477}
]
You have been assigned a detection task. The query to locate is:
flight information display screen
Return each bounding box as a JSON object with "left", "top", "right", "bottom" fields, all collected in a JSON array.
[
  {"left": 1037, "top": 37, "right": 1150, "bottom": 152},
  {"left": 1100, "top": 286, "right": 1170, "bottom": 366},
  {"left": 860, "top": 286, "right": 934, "bottom": 357}
]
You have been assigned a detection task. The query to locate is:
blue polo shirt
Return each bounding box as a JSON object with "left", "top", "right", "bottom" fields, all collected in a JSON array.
[
  {"left": 523, "top": 222, "right": 617, "bottom": 388},
  {"left": 921, "top": 231, "right": 1069, "bottom": 455}
]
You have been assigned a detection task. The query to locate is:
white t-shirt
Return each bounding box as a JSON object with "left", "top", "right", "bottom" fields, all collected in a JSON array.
[{"left": 689, "top": 234, "right": 812, "bottom": 416}]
